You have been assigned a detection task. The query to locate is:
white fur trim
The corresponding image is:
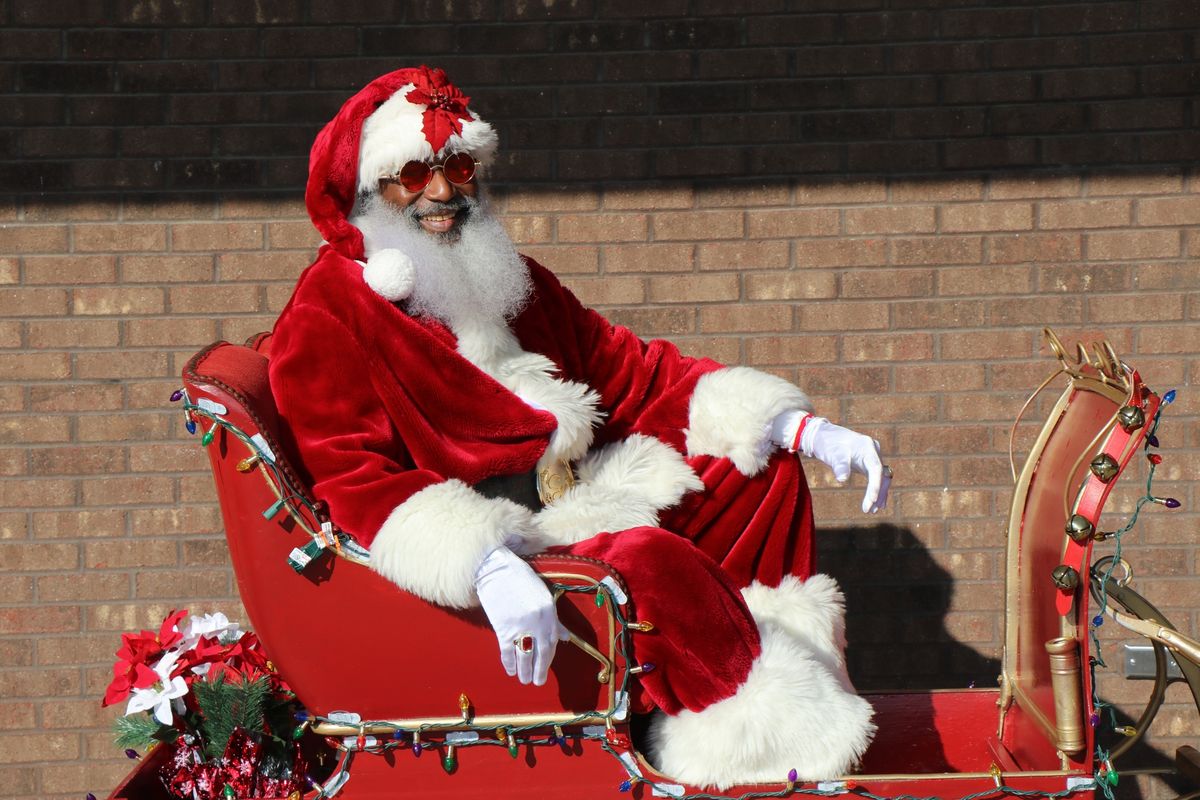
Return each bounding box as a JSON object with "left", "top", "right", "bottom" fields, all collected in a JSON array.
[
  {"left": 357, "top": 84, "right": 499, "bottom": 195},
  {"left": 742, "top": 574, "right": 849, "bottom": 677},
  {"left": 685, "top": 367, "right": 814, "bottom": 477},
  {"left": 369, "top": 479, "right": 535, "bottom": 609},
  {"left": 453, "top": 318, "right": 602, "bottom": 468},
  {"left": 361, "top": 248, "right": 416, "bottom": 301},
  {"left": 527, "top": 435, "right": 703, "bottom": 549},
  {"left": 646, "top": 622, "right": 875, "bottom": 789}
]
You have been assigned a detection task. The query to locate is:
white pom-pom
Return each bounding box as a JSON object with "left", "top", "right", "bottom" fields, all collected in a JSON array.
[{"left": 361, "top": 248, "right": 415, "bottom": 301}]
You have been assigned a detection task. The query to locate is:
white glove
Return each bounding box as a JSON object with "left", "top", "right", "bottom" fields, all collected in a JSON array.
[
  {"left": 474, "top": 546, "right": 569, "bottom": 686},
  {"left": 771, "top": 412, "right": 891, "bottom": 514}
]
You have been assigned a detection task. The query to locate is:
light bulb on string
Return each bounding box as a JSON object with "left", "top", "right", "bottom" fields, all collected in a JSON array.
[{"left": 170, "top": 389, "right": 183, "bottom": 402}]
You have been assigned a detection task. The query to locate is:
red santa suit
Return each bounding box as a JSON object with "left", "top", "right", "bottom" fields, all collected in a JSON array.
[{"left": 269, "top": 66, "right": 873, "bottom": 788}]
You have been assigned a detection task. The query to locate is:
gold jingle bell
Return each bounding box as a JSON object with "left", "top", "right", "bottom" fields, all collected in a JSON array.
[
  {"left": 1117, "top": 405, "right": 1145, "bottom": 433},
  {"left": 1089, "top": 453, "right": 1119, "bottom": 483},
  {"left": 1065, "top": 514, "right": 1095, "bottom": 544},
  {"left": 1051, "top": 564, "right": 1080, "bottom": 590}
]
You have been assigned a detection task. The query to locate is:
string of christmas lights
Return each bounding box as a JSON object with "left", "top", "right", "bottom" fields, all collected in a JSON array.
[
  {"left": 1085, "top": 389, "right": 1178, "bottom": 798},
  {"left": 169, "top": 385, "right": 1178, "bottom": 800}
]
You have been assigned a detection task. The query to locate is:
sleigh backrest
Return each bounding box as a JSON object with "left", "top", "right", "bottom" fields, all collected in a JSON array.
[
  {"left": 998, "top": 334, "right": 1160, "bottom": 769},
  {"left": 182, "top": 337, "right": 633, "bottom": 728}
]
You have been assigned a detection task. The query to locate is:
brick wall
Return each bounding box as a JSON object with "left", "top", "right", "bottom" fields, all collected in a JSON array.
[{"left": 1, "top": 2, "right": 1198, "bottom": 798}]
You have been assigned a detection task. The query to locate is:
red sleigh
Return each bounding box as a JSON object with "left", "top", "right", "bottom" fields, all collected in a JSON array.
[{"left": 110, "top": 329, "right": 1200, "bottom": 799}]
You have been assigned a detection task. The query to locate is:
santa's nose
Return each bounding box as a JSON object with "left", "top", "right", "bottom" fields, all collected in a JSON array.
[{"left": 422, "top": 169, "right": 454, "bottom": 202}]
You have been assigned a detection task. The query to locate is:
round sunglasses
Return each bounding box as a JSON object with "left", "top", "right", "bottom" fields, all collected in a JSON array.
[{"left": 386, "top": 153, "right": 479, "bottom": 193}]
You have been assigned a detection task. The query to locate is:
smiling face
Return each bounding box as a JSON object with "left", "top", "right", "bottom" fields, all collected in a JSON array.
[{"left": 378, "top": 161, "right": 480, "bottom": 242}]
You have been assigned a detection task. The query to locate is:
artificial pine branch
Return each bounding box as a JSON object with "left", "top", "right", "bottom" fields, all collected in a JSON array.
[
  {"left": 193, "top": 673, "right": 270, "bottom": 758},
  {"left": 113, "top": 713, "right": 176, "bottom": 750}
]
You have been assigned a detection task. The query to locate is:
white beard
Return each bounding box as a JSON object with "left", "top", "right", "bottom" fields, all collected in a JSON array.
[{"left": 350, "top": 193, "right": 532, "bottom": 329}]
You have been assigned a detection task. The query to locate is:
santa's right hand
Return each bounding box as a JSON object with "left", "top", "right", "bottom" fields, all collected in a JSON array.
[{"left": 474, "top": 545, "right": 569, "bottom": 686}]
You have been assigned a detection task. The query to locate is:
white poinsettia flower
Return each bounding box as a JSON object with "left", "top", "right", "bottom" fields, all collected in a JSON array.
[
  {"left": 182, "top": 612, "right": 242, "bottom": 645},
  {"left": 125, "top": 649, "right": 189, "bottom": 725}
]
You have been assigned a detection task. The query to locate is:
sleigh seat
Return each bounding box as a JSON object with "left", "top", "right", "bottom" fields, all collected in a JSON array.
[{"left": 111, "top": 328, "right": 1162, "bottom": 799}]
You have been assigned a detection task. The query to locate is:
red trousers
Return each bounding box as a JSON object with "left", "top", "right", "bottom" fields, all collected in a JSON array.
[{"left": 554, "top": 451, "right": 815, "bottom": 714}]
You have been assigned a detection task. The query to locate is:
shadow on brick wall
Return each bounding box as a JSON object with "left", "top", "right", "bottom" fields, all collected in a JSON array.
[{"left": 2, "top": 1, "right": 1198, "bottom": 195}]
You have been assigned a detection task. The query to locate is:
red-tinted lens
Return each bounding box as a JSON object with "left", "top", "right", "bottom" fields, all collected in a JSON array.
[
  {"left": 443, "top": 153, "right": 476, "bottom": 185},
  {"left": 398, "top": 161, "right": 432, "bottom": 192}
]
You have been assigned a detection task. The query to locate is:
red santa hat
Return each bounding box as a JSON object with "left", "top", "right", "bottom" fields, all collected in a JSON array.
[{"left": 305, "top": 66, "right": 498, "bottom": 300}]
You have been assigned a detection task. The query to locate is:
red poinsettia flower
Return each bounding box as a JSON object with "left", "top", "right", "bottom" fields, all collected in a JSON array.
[
  {"left": 404, "top": 65, "right": 472, "bottom": 156},
  {"left": 102, "top": 609, "right": 189, "bottom": 707}
]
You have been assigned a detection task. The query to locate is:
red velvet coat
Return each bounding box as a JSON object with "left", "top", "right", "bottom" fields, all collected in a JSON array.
[{"left": 269, "top": 246, "right": 817, "bottom": 714}]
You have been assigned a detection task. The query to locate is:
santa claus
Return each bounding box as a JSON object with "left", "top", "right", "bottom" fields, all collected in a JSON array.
[{"left": 270, "top": 65, "right": 890, "bottom": 788}]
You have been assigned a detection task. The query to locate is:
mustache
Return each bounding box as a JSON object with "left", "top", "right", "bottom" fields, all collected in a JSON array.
[{"left": 404, "top": 194, "right": 477, "bottom": 220}]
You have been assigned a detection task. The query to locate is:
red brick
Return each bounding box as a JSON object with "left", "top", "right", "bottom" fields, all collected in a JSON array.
[
  {"left": 83, "top": 539, "right": 177, "bottom": 570},
  {"left": 1088, "top": 230, "right": 1181, "bottom": 261},
  {"left": 122, "top": 254, "right": 214, "bottom": 283},
  {"left": 519, "top": 246, "right": 599, "bottom": 275},
  {"left": 653, "top": 210, "right": 743, "bottom": 241},
  {"left": 891, "top": 177, "right": 984, "bottom": 203},
  {"left": 842, "top": 332, "right": 933, "bottom": 362},
  {"left": 74, "top": 223, "right": 167, "bottom": 252},
  {"left": 699, "top": 304, "right": 792, "bottom": 334},
  {"left": 1038, "top": 264, "right": 1130, "bottom": 294},
  {"left": 560, "top": 276, "right": 644, "bottom": 305},
  {"left": 1138, "top": 197, "right": 1200, "bottom": 227},
  {"left": 841, "top": 268, "right": 933, "bottom": 298},
  {"left": 36, "top": 573, "right": 129, "bottom": 602},
  {"left": 29, "top": 384, "right": 122, "bottom": 413},
  {"left": 747, "top": 209, "right": 839, "bottom": 238},
  {"left": 798, "top": 302, "right": 888, "bottom": 331},
  {"left": 124, "top": 317, "right": 217, "bottom": 347},
  {"left": 80, "top": 475, "right": 174, "bottom": 506},
  {"left": 72, "top": 287, "right": 164, "bottom": 315},
  {"left": 75, "top": 350, "right": 170, "bottom": 379},
  {"left": 1090, "top": 172, "right": 1184, "bottom": 196},
  {"left": 845, "top": 206, "right": 936, "bottom": 235},
  {"left": 698, "top": 241, "right": 789, "bottom": 271},
  {"left": 503, "top": 189, "right": 599, "bottom": 213},
  {"left": 744, "top": 271, "right": 837, "bottom": 301},
  {"left": 939, "top": 330, "right": 1038, "bottom": 363},
  {"left": 989, "top": 175, "right": 1081, "bottom": 200},
  {"left": 267, "top": 220, "right": 322, "bottom": 249},
  {"left": 0, "top": 287, "right": 68, "bottom": 317},
  {"left": 0, "top": 352, "right": 70, "bottom": 380},
  {"left": 32, "top": 509, "right": 124, "bottom": 539},
  {"left": 24, "top": 255, "right": 117, "bottom": 285},
  {"left": 136, "top": 569, "right": 230, "bottom": 599},
  {"left": 989, "top": 296, "right": 1084, "bottom": 326},
  {"left": 129, "top": 506, "right": 222, "bottom": 537},
  {"left": 893, "top": 300, "right": 987, "bottom": 329},
  {"left": 0, "top": 417, "right": 71, "bottom": 448},
  {"left": 603, "top": 185, "right": 694, "bottom": 210},
  {"left": 942, "top": 202, "right": 1034, "bottom": 233},
  {"left": 0, "top": 606, "right": 78, "bottom": 638},
  {"left": 605, "top": 308, "right": 694, "bottom": 337},
  {"left": 795, "top": 239, "right": 887, "bottom": 268},
  {"left": 501, "top": 215, "right": 553, "bottom": 244},
  {"left": 604, "top": 244, "right": 694, "bottom": 274},
  {"left": 171, "top": 221, "right": 265, "bottom": 251},
  {"left": 29, "top": 446, "right": 125, "bottom": 476},
  {"left": 558, "top": 214, "right": 648, "bottom": 243},
  {"left": 27, "top": 319, "right": 120, "bottom": 349},
  {"left": 1039, "top": 199, "right": 1132, "bottom": 229},
  {"left": 646, "top": 275, "right": 739, "bottom": 304},
  {"left": 0, "top": 225, "right": 69, "bottom": 253},
  {"left": 892, "top": 236, "right": 983, "bottom": 266},
  {"left": 989, "top": 232, "right": 1082, "bottom": 263},
  {"left": 0, "top": 258, "right": 16, "bottom": 285},
  {"left": 895, "top": 363, "right": 986, "bottom": 393},
  {"left": 844, "top": 394, "right": 937, "bottom": 425},
  {"left": 747, "top": 335, "right": 838, "bottom": 366},
  {"left": 169, "top": 285, "right": 261, "bottom": 314},
  {"left": 940, "top": 266, "right": 1032, "bottom": 296},
  {"left": 697, "top": 183, "right": 792, "bottom": 208},
  {"left": 1090, "top": 293, "right": 1184, "bottom": 323}
]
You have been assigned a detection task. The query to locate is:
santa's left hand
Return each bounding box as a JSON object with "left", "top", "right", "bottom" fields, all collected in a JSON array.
[{"left": 771, "top": 411, "right": 891, "bottom": 514}]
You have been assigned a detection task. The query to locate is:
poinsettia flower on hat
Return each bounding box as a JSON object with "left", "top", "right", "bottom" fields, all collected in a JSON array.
[
  {"left": 125, "top": 649, "right": 189, "bottom": 725},
  {"left": 404, "top": 65, "right": 472, "bottom": 156}
]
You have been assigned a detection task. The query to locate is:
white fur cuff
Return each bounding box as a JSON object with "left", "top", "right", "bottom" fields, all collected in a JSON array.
[
  {"left": 369, "top": 479, "right": 535, "bottom": 609},
  {"left": 527, "top": 435, "right": 704, "bottom": 550},
  {"left": 646, "top": 621, "right": 875, "bottom": 789},
  {"left": 685, "top": 367, "right": 814, "bottom": 476}
]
